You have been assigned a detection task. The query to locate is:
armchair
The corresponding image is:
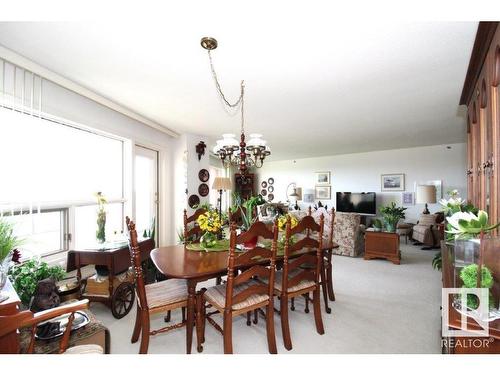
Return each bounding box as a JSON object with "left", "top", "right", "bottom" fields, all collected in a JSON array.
[
  {"left": 411, "top": 213, "right": 445, "bottom": 248},
  {"left": 332, "top": 212, "right": 365, "bottom": 257},
  {"left": 0, "top": 299, "right": 104, "bottom": 354}
]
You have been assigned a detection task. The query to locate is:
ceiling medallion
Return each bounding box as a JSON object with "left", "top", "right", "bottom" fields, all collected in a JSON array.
[{"left": 201, "top": 37, "right": 271, "bottom": 175}]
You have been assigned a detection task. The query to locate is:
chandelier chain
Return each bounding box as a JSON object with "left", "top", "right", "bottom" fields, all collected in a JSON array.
[{"left": 207, "top": 50, "right": 245, "bottom": 134}]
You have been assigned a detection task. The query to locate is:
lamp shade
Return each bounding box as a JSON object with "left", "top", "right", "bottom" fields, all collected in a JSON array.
[
  {"left": 212, "top": 177, "right": 232, "bottom": 191},
  {"left": 416, "top": 185, "right": 436, "bottom": 204}
]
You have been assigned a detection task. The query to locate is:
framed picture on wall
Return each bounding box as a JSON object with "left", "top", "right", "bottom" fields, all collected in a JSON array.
[
  {"left": 402, "top": 192, "right": 414, "bottom": 206},
  {"left": 381, "top": 173, "right": 405, "bottom": 191},
  {"left": 315, "top": 186, "right": 331, "bottom": 199},
  {"left": 315, "top": 171, "right": 331, "bottom": 185}
]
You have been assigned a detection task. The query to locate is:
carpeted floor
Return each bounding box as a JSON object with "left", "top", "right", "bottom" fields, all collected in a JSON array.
[{"left": 91, "top": 242, "right": 442, "bottom": 354}]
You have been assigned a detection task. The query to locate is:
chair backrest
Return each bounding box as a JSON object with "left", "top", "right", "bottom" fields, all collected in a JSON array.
[
  {"left": 307, "top": 206, "right": 335, "bottom": 246},
  {"left": 282, "top": 215, "right": 324, "bottom": 293},
  {"left": 184, "top": 208, "right": 207, "bottom": 243},
  {"left": 224, "top": 221, "right": 278, "bottom": 310},
  {"left": 126, "top": 217, "right": 148, "bottom": 310}
]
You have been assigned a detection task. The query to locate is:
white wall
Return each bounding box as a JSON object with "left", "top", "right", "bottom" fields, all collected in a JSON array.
[{"left": 257, "top": 143, "right": 467, "bottom": 223}]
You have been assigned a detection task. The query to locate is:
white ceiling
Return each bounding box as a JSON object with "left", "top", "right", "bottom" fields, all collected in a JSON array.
[{"left": 0, "top": 17, "right": 477, "bottom": 161}]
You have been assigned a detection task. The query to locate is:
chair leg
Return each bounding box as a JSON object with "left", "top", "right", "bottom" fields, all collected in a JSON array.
[
  {"left": 216, "top": 276, "right": 222, "bottom": 285},
  {"left": 223, "top": 310, "right": 233, "bottom": 354},
  {"left": 326, "top": 252, "right": 335, "bottom": 302},
  {"left": 280, "top": 295, "right": 292, "bottom": 351},
  {"left": 139, "top": 311, "right": 150, "bottom": 354},
  {"left": 253, "top": 309, "right": 258, "bottom": 325},
  {"left": 246, "top": 311, "right": 252, "bottom": 326},
  {"left": 164, "top": 310, "right": 171, "bottom": 323},
  {"left": 290, "top": 297, "right": 295, "bottom": 311},
  {"left": 312, "top": 287, "right": 325, "bottom": 335},
  {"left": 266, "top": 301, "right": 277, "bottom": 354},
  {"left": 131, "top": 306, "right": 142, "bottom": 343},
  {"left": 182, "top": 306, "right": 186, "bottom": 323},
  {"left": 320, "top": 263, "right": 331, "bottom": 314},
  {"left": 303, "top": 293, "right": 310, "bottom": 313}
]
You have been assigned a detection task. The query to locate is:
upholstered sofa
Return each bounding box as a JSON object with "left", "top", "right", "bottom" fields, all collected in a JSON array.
[
  {"left": 411, "top": 213, "right": 444, "bottom": 247},
  {"left": 332, "top": 212, "right": 365, "bottom": 257}
]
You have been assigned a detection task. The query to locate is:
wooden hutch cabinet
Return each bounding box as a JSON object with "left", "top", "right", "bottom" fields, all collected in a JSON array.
[{"left": 460, "top": 22, "right": 500, "bottom": 221}]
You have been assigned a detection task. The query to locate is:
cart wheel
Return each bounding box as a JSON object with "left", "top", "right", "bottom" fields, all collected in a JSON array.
[{"left": 111, "top": 282, "right": 135, "bottom": 319}]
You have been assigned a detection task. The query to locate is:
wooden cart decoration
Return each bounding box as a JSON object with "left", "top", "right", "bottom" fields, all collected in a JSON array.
[{"left": 66, "top": 238, "right": 155, "bottom": 319}]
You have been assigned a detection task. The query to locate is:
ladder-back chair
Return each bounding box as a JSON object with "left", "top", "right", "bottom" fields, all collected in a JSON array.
[
  {"left": 183, "top": 208, "right": 207, "bottom": 243},
  {"left": 278, "top": 214, "right": 325, "bottom": 350},
  {"left": 127, "top": 217, "right": 188, "bottom": 354},
  {"left": 196, "top": 221, "right": 279, "bottom": 354}
]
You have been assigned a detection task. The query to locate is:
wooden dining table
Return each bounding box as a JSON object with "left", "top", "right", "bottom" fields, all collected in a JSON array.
[{"left": 150, "top": 241, "right": 338, "bottom": 354}]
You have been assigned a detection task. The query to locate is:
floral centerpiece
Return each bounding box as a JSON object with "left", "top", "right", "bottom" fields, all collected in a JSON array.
[
  {"left": 94, "top": 192, "right": 107, "bottom": 244},
  {"left": 277, "top": 214, "right": 299, "bottom": 249},
  {"left": 197, "top": 209, "right": 222, "bottom": 249},
  {"left": 230, "top": 194, "right": 266, "bottom": 248},
  {"left": 439, "top": 190, "right": 500, "bottom": 312}
]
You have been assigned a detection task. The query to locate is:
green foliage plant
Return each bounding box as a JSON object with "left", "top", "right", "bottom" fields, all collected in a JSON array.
[
  {"left": 379, "top": 202, "right": 406, "bottom": 232},
  {"left": 0, "top": 219, "right": 23, "bottom": 262},
  {"left": 459, "top": 264, "right": 494, "bottom": 309}
]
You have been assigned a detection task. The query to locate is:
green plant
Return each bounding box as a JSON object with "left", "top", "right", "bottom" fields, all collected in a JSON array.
[
  {"left": 232, "top": 195, "right": 266, "bottom": 231},
  {"left": 447, "top": 210, "right": 500, "bottom": 240},
  {"left": 177, "top": 227, "right": 185, "bottom": 244},
  {"left": 8, "top": 258, "right": 66, "bottom": 306},
  {"left": 432, "top": 252, "right": 442, "bottom": 271},
  {"left": 94, "top": 192, "right": 107, "bottom": 243},
  {"left": 372, "top": 218, "right": 383, "bottom": 229},
  {"left": 379, "top": 202, "right": 406, "bottom": 232},
  {"left": 459, "top": 264, "right": 494, "bottom": 309},
  {"left": 0, "top": 219, "right": 23, "bottom": 263}
]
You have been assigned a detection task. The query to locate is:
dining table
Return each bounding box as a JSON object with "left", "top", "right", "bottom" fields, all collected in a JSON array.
[{"left": 150, "top": 241, "right": 339, "bottom": 354}]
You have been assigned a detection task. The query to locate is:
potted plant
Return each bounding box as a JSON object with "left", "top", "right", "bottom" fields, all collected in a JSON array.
[
  {"left": 8, "top": 258, "right": 66, "bottom": 307},
  {"left": 379, "top": 202, "right": 406, "bottom": 232},
  {"left": 94, "top": 192, "right": 107, "bottom": 244},
  {"left": 0, "top": 219, "right": 23, "bottom": 297},
  {"left": 232, "top": 195, "right": 266, "bottom": 248}
]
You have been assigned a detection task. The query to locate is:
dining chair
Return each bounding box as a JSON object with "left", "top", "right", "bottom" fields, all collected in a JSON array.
[
  {"left": 183, "top": 208, "right": 207, "bottom": 243},
  {"left": 0, "top": 299, "right": 103, "bottom": 354},
  {"left": 196, "top": 220, "right": 279, "bottom": 354},
  {"left": 126, "top": 217, "right": 188, "bottom": 354},
  {"left": 277, "top": 214, "right": 325, "bottom": 350}
]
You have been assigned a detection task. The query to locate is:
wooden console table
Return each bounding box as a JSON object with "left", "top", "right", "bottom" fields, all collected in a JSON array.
[{"left": 364, "top": 231, "right": 400, "bottom": 264}]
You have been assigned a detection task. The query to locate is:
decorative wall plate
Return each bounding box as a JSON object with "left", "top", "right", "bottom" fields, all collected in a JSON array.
[
  {"left": 188, "top": 194, "right": 200, "bottom": 208},
  {"left": 268, "top": 186, "right": 274, "bottom": 193},
  {"left": 198, "top": 169, "right": 210, "bottom": 182},
  {"left": 268, "top": 193, "right": 274, "bottom": 201},
  {"left": 261, "top": 189, "right": 267, "bottom": 196},
  {"left": 268, "top": 177, "right": 274, "bottom": 185},
  {"left": 198, "top": 183, "right": 209, "bottom": 197},
  {"left": 261, "top": 181, "right": 267, "bottom": 188}
]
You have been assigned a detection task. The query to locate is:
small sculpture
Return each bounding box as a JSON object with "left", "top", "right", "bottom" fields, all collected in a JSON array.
[
  {"left": 195, "top": 141, "right": 206, "bottom": 161},
  {"left": 30, "top": 277, "right": 60, "bottom": 312}
]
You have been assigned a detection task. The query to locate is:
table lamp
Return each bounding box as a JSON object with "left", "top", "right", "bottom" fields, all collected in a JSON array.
[{"left": 416, "top": 185, "right": 437, "bottom": 214}]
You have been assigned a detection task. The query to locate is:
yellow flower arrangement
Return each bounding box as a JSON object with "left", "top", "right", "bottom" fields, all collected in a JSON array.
[
  {"left": 277, "top": 214, "right": 299, "bottom": 232},
  {"left": 197, "top": 210, "right": 222, "bottom": 234}
]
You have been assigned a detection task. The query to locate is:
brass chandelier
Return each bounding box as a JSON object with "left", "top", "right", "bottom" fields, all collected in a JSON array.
[{"left": 201, "top": 37, "right": 271, "bottom": 175}]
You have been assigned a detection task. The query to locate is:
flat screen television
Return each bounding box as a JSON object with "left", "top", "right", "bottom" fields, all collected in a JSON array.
[{"left": 336, "top": 192, "right": 376, "bottom": 215}]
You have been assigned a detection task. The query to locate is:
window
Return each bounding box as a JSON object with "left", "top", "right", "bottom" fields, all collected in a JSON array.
[{"left": 0, "top": 107, "right": 125, "bottom": 255}]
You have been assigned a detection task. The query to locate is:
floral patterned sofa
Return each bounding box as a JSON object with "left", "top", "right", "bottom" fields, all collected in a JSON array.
[{"left": 332, "top": 212, "right": 365, "bottom": 257}]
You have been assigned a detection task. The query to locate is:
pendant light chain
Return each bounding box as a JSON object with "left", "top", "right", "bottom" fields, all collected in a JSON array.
[{"left": 207, "top": 50, "right": 245, "bottom": 134}]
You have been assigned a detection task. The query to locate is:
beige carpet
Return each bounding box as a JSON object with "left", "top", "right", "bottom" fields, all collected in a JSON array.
[{"left": 91, "top": 242, "right": 442, "bottom": 354}]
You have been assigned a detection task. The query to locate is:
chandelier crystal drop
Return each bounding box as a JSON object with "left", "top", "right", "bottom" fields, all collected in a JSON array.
[{"left": 201, "top": 37, "right": 271, "bottom": 174}]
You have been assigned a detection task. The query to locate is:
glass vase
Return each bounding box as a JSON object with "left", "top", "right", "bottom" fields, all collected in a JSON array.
[
  {"left": 200, "top": 232, "right": 217, "bottom": 250},
  {"left": 96, "top": 210, "right": 106, "bottom": 244},
  {"left": 0, "top": 253, "right": 12, "bottom": 302}
]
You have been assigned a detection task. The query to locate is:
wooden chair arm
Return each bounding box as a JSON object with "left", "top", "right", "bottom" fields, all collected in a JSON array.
[
  {"left": 27, "top": 299, "right": 89, "bottom": 327},
  {"left": 0, "top": 310, "right": 34, "bottom": 338}
]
